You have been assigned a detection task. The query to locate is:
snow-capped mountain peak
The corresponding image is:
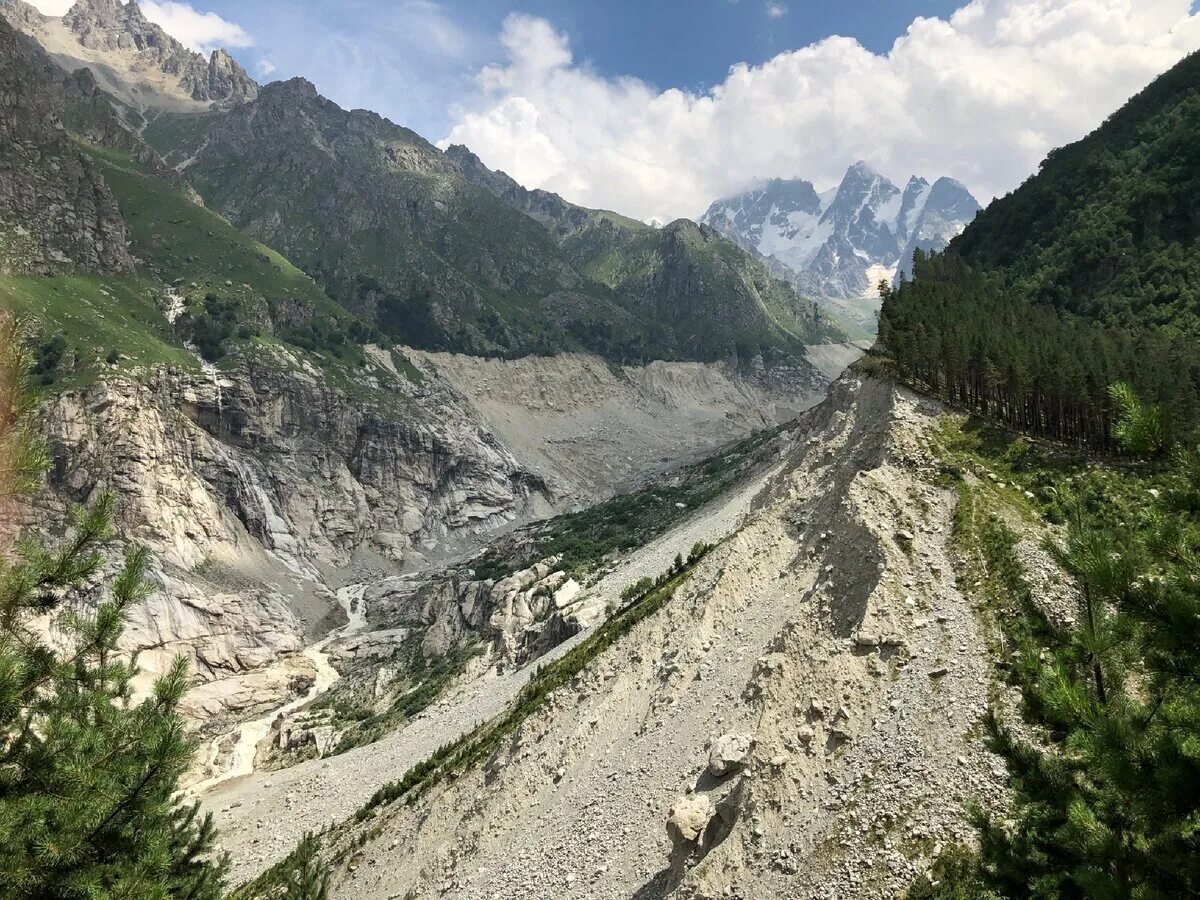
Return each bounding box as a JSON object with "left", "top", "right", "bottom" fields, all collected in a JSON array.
[{"left": 700, "top": 165, "right": 981, "bottom": 329}]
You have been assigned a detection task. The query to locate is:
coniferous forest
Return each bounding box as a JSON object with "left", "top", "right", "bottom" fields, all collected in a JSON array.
[
  {"left": 877, "top": 253, "right": 1200, "bottom": 451},
  {"left": 879, "top": 48, "right": 1200, "bottom": 451}
]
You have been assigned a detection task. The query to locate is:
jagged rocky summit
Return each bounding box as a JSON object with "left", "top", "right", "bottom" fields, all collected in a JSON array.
[{"left": 0, "top": 0, "right": 257, "bottom": 110}]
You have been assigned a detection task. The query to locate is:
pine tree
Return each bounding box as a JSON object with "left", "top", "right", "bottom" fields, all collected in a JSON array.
[
  {"left": 1108, "top": 383, "right": 1169, "bottom": 458},
  {"left": 227, "top": 830, "right": 335, "bottom": 900},
  {"left": 281, "top": 833, "right": 330, "bottom": 900},
  {"left": 0, "top": 314, "right": 229, "bottom": 899}
]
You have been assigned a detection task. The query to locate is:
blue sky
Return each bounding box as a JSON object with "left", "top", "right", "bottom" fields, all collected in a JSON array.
[
  {"left": 30, "top": 0, "right": 1200, "bottom": 221},
  {"left": 194, "top": 0, "right": 962, "bottom": 139}
]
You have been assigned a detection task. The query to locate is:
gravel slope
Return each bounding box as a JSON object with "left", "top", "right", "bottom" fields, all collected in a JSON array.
[
  {"left": 317, "top": 375, "right": 1016, "bottom": 900},
  {"left": 404, "top": 349, "right": 847, "bottom": 505},
  {"left": 204, "top": 440, "right": 787, "bottom": 886}
]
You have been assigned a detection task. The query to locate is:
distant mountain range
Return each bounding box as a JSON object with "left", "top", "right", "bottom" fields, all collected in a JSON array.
[{"left": 701, "top": 163, "right": 980, "bottom": 333}]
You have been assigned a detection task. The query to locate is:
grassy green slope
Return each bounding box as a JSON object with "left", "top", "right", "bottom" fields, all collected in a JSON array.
[
  {"left": 140, "top": 110, "right": 221, "bottom": 164},
  {"left": 94, "top": 144, "right": 376, "bottom": 364},
  {"left": 90, "top": 147, "right": 343, "bottom": 316},
  {"left": 447, "top": 142, "right": 847, "bottom": 360},
  {"left": 165, "top": 86, "right": 844, "bottom": 365},
  {"left": 10, "top": 139, "right": 390, "bottom": 393},
  {"left": 0, "top": 274, "right": 197, "bottom": 386}
]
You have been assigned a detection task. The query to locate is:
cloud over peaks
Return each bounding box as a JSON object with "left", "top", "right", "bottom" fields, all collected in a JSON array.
[
  {"left": 443, "top": 0, "right": 1200, "bottom": 223},
  {"left": 140, "top": 1, "right": 252, "bottom": 55}
]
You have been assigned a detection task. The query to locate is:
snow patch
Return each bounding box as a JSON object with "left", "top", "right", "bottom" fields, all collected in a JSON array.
[
  {"left": 758, "top": 209, "right": 832, "bottom": 270},
  {"left": 875, "top": 190, "right": 904, "bottom": 234},
  {"left": 903, "top": 182, "right": 934, "bottom": 237},
  {"left": 862, "top": 263, "right": 897, "bottom": 298}
]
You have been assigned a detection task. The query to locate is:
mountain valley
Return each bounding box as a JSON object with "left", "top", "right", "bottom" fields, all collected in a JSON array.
[
  {"left": 1, "top": 2, "right": 1198, "bottom": 899},
  {"left": 0, "top": 0, "right": 860, "bottom": 797}
]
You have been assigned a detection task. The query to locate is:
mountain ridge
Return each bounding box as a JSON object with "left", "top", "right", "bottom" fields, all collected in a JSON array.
[
  {"left": 145, "top": 76, "right": 845, "bottom": 363},
  {"left": 3, "top": 0, "right": 848, "bottom": 367}
]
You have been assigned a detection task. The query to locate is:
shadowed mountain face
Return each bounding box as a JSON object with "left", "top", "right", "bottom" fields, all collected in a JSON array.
[
  {"left": 444, "top": 143, "right": 846, "bottom": 361},
  {"left": 701, "top": 163, "right": 981, "bottom": 306},
  {"left": 0, "top": 15, "right": 132, "bottom": 275},
  {"left": 144, "top": 79, "right": 844, "bottom": 363}
]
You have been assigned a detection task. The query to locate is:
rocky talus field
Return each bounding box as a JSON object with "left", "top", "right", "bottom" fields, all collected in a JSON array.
[{"left": 195, "top": 373, "right": 1074, "bottom": 899}]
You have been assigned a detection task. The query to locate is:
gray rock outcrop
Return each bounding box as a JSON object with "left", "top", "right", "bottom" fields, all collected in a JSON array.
[
  {"left": 38, "top": 350, "right": 545, "bottom": 576},
  {"left": 707, "top": 732, "right": 753, "bottom": 777},
  {"left": 1, "top": 0, "right": 257, "bottom": 111},
  {"left": 61, "top": 0, "right": 257, "bottom": 105},
  {"left": 364, "top": 557, "right": 599, "bottom": 668}
]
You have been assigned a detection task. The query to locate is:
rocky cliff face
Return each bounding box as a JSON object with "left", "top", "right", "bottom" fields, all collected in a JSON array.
[
  {"left": 200, "top": 47, "right": 255, "bottom": 104},
  {"left": 0, "top": 15, "right": 132, "bottom": 274},
  {"left": 40, "top": 349, "right": 546, "bottom": 578},
  {"left": 32, "top": 344, "right": 548, "bottom": 725},
  {"left": 364, "top": 557, "right": 597, "bottom": 669},
  {"left": 61, "top": 0, "right": 257, "bottom": 105}
]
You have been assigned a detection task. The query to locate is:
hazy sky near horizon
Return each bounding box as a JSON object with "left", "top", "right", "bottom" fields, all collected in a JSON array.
[{"left": 27, "top": 0, "right": 1200, "bottom": 221}]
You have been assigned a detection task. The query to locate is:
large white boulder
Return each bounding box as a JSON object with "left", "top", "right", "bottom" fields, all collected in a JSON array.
[
  {"left": 666, "top": 794, "right": 714, "bottom": 848},
  {"left": 707, "top": 732, "right": 753, "bottom": 777}
]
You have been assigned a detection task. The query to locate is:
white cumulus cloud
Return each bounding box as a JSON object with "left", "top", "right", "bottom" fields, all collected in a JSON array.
[
  {"left": 442, "top": 0, "right": 1200, "bottom": 223},
  {"left": 140, "top": 1, "right": 252, "bottom": 55}
]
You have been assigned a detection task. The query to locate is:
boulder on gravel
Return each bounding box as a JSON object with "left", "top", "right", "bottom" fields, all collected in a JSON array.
[
  {"left": 707, "top": 732, "right": 753, "bottom": 777},
  {"left": 666, "top": 794, "right": 714, "bottom": 848}
]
